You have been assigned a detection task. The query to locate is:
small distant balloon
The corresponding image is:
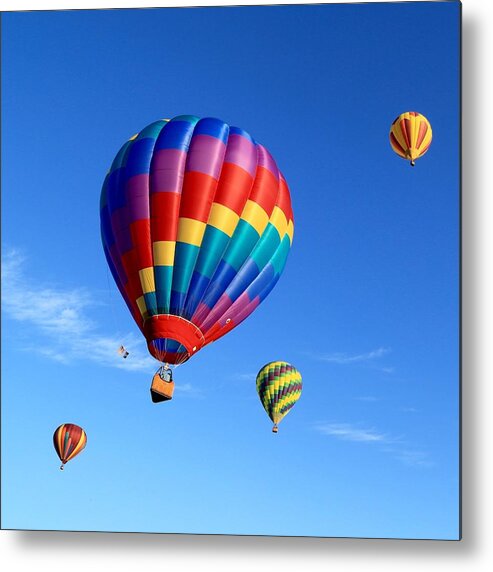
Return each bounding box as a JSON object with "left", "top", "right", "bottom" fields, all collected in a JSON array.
[
  {"left": 389, "top": 111, "right": 432, "bottom": 166},
  {"left": 256, "top": 361, "right": 302, "bottom": 433},
  {"left": 118, "top": 345, "right": 129, "bottom": 359},
  {"left": 53, "top": 423, "right": 87, "bottom": 470}
]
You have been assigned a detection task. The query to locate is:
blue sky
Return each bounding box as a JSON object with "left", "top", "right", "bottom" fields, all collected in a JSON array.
[{"left": 1, "top": 2, "right": 460, "bottom": 539}]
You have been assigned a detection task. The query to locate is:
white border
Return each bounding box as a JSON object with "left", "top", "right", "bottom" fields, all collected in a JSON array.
[{"left": 2, "top": 0, "right": 493, "bottom": 570}]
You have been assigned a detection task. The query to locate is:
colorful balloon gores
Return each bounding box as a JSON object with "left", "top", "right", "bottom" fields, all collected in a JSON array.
[
  {"left": 100, "top": 115, "right": 294, "bottom": 395},
  {"left": 256, "top": 361, "right": 302, "bottom": 433},
  {"left": 389, "top": 111, "right": 432, "bottom": 166}
]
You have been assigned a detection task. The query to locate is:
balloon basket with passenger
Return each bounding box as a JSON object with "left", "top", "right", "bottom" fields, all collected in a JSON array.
[{"left": 150, "top": 364, "right": 175, "bottom": 403}]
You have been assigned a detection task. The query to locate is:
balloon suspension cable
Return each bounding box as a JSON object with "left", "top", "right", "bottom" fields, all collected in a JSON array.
[
  {"left": 156, "top": 339, "right": 184, "bottom": 368},
  {"left": 176, "top": 349, "right": 189, "bottom": 367}
]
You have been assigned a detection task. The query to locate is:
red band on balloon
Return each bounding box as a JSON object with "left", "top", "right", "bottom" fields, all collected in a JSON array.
[{"left": 144, "top": 315, "right": 205, "bottom": 360}]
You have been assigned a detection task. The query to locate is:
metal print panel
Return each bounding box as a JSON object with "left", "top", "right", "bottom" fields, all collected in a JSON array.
[{"left": 1, "top": 1, "right": 461, "bottom": 540}]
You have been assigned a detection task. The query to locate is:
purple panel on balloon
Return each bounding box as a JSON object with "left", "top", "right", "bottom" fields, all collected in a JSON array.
[
  {"left": 126, "top": 174, "right": 150, "bottom": 221},
  {"left": 201, "top": 293, "right": 234, "bottom": 332},
  {"left": 186, "top": 134, "right": 226, "bottom": 179},
  {"left": 191, "top": 301, "right": 211, "bottom": 327},
  {"left": 228, "top": 293, "right": 260, "bottom": 324},
  {"left": 150, "top": 149, "right": 187, "bottom": 193},
  {"left": 224, "top": 134, "right": 258, "bottom": 178},
  {"left": 111, "top": 206, "right": 129, "bottom": 232},
  {"left": 257, "top": 144, "right": 279, "bottom": 180}
]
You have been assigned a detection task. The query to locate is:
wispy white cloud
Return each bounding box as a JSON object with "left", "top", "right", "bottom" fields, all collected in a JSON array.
[
  {"left": 1, "top": 249, "right": 196, "bottom": 382},
  {"left": 2, "top": 249, "right": 94, "bottom": 338},
  {"left": 314, "top": 423, "right": 391, "bottom": 443},
  {"left": 384, "top": 448, "right": 434, "bottom": 468},
  {"left": 315, "top": 347, "right": 391, "bottom": 364},
  {"left": 315, "top": 421, "right": 432, "bottom": 468}
]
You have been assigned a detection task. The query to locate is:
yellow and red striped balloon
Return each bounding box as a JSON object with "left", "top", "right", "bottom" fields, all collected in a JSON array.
[
  {"left": 53, "top": 423, "right": 87, "bottom": 470},
  {"left": 389, "top": 111, "right": 432, "bottom": 166}
]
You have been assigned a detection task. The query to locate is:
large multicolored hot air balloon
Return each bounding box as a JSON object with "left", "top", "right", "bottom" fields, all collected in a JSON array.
[
  {"left": 389, "top": 111, "right": 432, "bottom": 166},
  {"left": 100, "top": 115, "right": 294, "bottom": 399},
  {"left": 53, "top": 423, "right": 87, "bottom": 470},
  {"left": 256, "top": 361, "right": 302, "bottom": 433}
]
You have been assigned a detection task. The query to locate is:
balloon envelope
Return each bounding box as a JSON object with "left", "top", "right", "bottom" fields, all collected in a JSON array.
[
  {"left": 389, "top": 111, "right": 432, "bottom": 166},
  {"left": 100, "top": 116, "right": 294, "bottom": 365},
  {"left": 53, "top": 423, "right": 87, "bottom": 469},
  {"left": 256, "top": 361, "right": 302, "bottom": 432}
]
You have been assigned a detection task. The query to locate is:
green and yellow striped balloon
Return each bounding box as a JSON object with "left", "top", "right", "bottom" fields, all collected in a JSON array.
[{"left": 256, "top": 361, "right": 302, "bottom": 433}]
